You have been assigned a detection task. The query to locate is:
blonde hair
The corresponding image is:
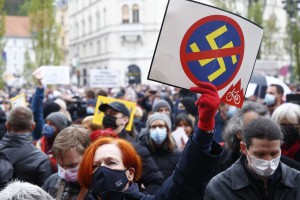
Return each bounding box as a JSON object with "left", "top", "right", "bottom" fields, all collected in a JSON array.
[{"left": 52, "top": 125, "right": 90, "bottom": 160}]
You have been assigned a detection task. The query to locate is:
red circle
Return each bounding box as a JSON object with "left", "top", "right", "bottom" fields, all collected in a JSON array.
[{"left": 180, "top": 15, "right": 244, "bottom": 90}]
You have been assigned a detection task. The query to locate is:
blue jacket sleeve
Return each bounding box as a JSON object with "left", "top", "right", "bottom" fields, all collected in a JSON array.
[
  {"left": 152, "top": 128, "right": 223, "bottom": 200},
  {"left": 31, "top": 86, "right": 45, "bottom": 141}
]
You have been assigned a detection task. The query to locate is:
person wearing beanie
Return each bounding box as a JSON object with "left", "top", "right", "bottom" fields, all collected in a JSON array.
[
  {"left": 36, "top": 112, "right": 69, "bottom": 173},
  {"left": 138, "top": 112, "right": 181, "bottom": 180},
  {"left": 152, "top": 99, "right": 172, "bottom": 116}
]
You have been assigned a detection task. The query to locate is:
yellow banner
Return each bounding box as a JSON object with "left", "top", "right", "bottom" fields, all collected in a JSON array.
[
  {"left": 93, "top": 96, "right": 136, "bottom": 131},
  {"left": 10, "top": 93, "right": 27, "bottom": 108}
]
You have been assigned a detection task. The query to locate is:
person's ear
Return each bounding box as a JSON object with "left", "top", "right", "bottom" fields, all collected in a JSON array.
[
  {"left": 126, "top": 167, "right": 135, "bottom": 182},
  {"left": 236, "top": 131, "right": 243, "bottom": 140},
  {"left": 31, "top": 122, "right": 36, "bottom": 132},
  {"left": 6, "top": 122, "right": 10, "bottom": 132},
  {"left": 240, "top": 141, "right": 247, "bottom": 155},
  {"left": 123, "top": 116, "right": 129, "bottom": 124}
]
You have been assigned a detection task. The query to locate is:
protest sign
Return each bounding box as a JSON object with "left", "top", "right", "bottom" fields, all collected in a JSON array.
[
  {"left": 40, "top": 66, "right": 70, "bottom": 85},
  {"left": 93, "top": 96, "right": 136, "bottom": 132},
  {"left": 10, "top": 94, "right": 26, "bottom": 108},
  {"left": 148, "top": 0, "right": 263, "bottom": 108},
  {"left": 90, "top": 69, "right": 121, "bottom": 88},
  {"left": 172, "top": 127, "right": 189, "bottom": 149}
]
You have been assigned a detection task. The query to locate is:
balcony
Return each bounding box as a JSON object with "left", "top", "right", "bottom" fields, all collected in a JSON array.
[{"left": 118, "top": 23, "right": 143, "bottom": 42}]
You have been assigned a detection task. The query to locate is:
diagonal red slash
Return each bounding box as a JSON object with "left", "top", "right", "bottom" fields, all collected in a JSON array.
[{"left": 182, "top": 46, "right": 242, "bottom": 62}]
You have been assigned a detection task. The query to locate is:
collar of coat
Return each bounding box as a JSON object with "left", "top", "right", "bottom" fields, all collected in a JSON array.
[{"left": 227, "top": 155, "right": 298, "bottom": 190}]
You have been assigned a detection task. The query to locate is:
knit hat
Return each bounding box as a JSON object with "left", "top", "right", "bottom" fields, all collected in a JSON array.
[
  {"left": 152, "top": 99, "right": 171, "bottom": 113},
  {"left": 45, "top": 112, "right": 68, "bottom": 132},
  {"left": 146, "top": 112, "right": 172, "bottom": 131}
]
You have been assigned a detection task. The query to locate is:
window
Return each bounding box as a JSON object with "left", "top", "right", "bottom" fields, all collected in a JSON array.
[
  {"left": 103, "top": 8, "right": 107, "bottom": 27},
  {"left": 75, "top": 22, "right": 79, "bottom": 38},
  {"left": 132, "top": 4, "right": 139, "bottom": 23},
  {"left": 89, "top": 16, "right": 92, "bottom": 33},
  {"left": 96, "top": 11, "right": 100, "bottom": 30},
  {"left": 122, "top": 5, "right": 129, "bottom": 23},
  {"left": 97, "top": 40, "right": 101, "bottom": 54},
  {"left": 83, "top": 43, "right": 86, "bottom": 56},
  {"left": 82, "top": 20, "right": 85, "bottom": 36},
  {"left": 90, "top": 42, "right": 93, "bottom": 54}
]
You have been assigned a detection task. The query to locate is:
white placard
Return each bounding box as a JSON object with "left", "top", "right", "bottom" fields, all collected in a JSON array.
[
  {"left": 245, "top": 83, "right": 257, "bottom": 98},
  {"left": 41, "top": 66, "right": 70, "bottom": 85},
  {"left": 148, "top": 0, "right": 263, "bottom": 108},
  {"left": 172, "top": 127, "right": 189, "bottom": 149},
  {"left": 90, "top": 69, "right": 120, "bottom": 88}
]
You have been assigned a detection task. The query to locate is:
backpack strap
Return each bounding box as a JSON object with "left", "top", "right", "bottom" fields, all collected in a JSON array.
[
  {"left": 56, "top": 180, "right": 66, "bottom": 200},
  {"left": 76, "top": 188, "right": 88, "bottom": 200}
]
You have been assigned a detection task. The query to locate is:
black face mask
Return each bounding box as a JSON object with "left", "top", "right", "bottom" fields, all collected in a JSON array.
[
  {"left": 281, "top": 125, "right": 299, "bottom": 144},
  {"left": 102, "top": 115, "right": 118, "bottom": 129},
  {"left": 90, "top": 166, "right": 128, "bottom": 196}
]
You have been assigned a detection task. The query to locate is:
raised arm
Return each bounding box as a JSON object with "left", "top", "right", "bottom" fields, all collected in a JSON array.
[{"left": 154, "top": 81, "right": 223, "bottom": 200}]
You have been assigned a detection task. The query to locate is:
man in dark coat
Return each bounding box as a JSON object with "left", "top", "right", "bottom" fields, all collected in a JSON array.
[
  {"left": 0, "top": 106, "right": 52, "bottom": 186},
  {"left": 205, "top": 117, "right": 300, "bottom": 200}
]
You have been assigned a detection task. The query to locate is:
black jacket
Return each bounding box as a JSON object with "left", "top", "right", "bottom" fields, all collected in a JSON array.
[
  {"left": 138, "top": 129, "right": 181, "bottom": 180},
  {"left": 85, "top": 128, "right": 223, "bottom": 200},
  {"left": 119, "top": 130, "right": 164, "bottom": 194},
  {"left": 0, "top": 133, "right": 52, "bottom": 186},
  {"left": 43, "top": 173, "right": 81, "bottom": 200},
  {"left": 205, "top": 155, "right": 300, "bottom": 200}
]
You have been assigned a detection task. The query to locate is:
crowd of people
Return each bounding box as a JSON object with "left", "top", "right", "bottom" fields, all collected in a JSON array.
[{"left": 0, "top": 71, "right": 300, "bottom": 199}]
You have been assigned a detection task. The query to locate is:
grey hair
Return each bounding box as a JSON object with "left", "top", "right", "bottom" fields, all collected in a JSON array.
[
  {"left": 234, "top": 101, "right": 268, "bottom": 126},
  {"left": 272, "top": 103, "right": 300, "bottom": 124},
  {"left": 0, "top": 180, "right": 54, "bottom": 200},
  {"left": 222, "top": 101, "right": 268, "bottom": 149}
]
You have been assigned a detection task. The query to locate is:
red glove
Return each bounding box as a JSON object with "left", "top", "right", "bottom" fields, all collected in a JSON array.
[{"left": 190, "top": 81, "right": 220, "bottom": 131}]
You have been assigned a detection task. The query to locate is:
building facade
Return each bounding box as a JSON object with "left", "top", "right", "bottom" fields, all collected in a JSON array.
[
  {"left": 3, "top": 16, "right": 33, "bottom": 87},
  {"left": 68, "top": 0, "right": 168, "bottom": 86}
]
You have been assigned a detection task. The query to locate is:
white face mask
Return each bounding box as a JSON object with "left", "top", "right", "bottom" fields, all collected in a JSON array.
[{"left": 247, "top": 151, "right": 280, "bottom": 177}]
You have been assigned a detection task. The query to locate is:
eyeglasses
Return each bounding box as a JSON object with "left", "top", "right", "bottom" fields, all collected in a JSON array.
[{"left": 150, "top": 124, "right": 166, "bottom": 129}]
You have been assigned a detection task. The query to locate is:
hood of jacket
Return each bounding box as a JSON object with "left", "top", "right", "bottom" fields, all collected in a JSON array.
[{"left": 0, "top": 133, "right": 32, "bottom": 148}]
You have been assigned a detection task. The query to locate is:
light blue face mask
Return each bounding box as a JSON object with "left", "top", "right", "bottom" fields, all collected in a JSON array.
[
  {"left": 86, "top": 107, "right": 95, "bottom": 114},
  {"left": 264, "top": 93, "right": 276, "bottom": 106},
  {"left": 226, "top": 106, "right": 237, "bottom": 118},
  {"left": 150, "top": 127, "right": 167, "bottom": 145}
]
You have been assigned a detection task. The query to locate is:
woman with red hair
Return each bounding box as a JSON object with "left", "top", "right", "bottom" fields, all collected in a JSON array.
[
  {"left": 78, "top": 137, "right": 142, "bottom": 199},
  {"left": 77, "top": 82, "right": 224, "bottom": 200}
]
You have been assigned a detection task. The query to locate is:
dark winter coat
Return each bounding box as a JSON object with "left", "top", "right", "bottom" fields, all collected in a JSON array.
[
  {"left": 205, "top": 155, "right": 300, "bottom": 200},
  {"left": 118, "top": 130, "right": 164, "bottom": 194},
  {"left": 138, "top": 129, "right": 181, "bottom": 180},
  {"left": 0, "top": 133, "right": 52, "bottom": 186},
  {"left": 43, "top": 173, "right": 81, "bottom": 200}
]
